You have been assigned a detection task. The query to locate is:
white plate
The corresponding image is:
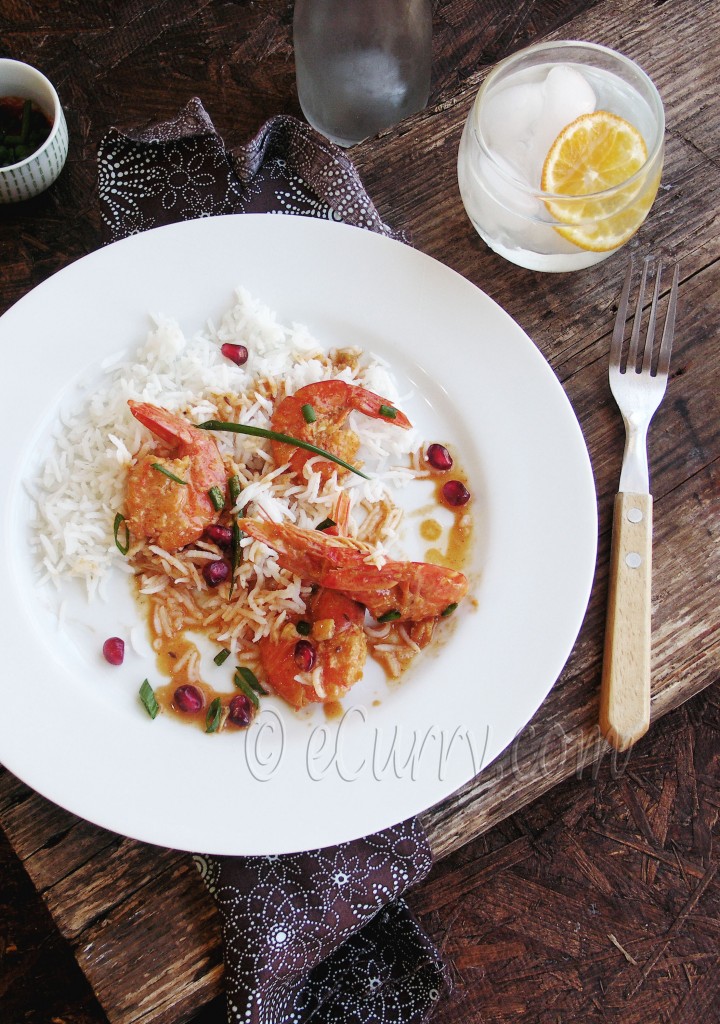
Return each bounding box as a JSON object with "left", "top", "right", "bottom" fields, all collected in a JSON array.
[{"left": 0, "top": 215, "right": 597, "bottom": 855}]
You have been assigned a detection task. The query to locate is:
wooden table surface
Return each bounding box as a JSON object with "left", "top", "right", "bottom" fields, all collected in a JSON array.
[{"left": 1, "top": 1, "right": 718, "bottom": 1022}]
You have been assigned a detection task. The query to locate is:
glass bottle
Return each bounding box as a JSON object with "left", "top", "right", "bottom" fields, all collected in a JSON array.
[{"left": 293, "top": 0, "right": 433, "bottom": 147}]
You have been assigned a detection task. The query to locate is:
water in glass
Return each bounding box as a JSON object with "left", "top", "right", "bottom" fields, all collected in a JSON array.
[{"left": 294, "top": 0, "right": 432, "bottom": 148}]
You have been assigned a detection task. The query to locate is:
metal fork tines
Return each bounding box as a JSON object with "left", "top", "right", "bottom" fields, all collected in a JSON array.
[
  {"left": 600, "top": 256, "right": 680, "bottom": 753},
  {"left": 609, "top": 257, "right": 680, "bottom": 494}
]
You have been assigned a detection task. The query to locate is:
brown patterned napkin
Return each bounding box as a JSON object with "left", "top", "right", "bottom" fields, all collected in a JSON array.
[
  {"left": 96, "top": 100, "right": 446, "bottom": 1023},
  {"left": 194, "top": 821, "right": 443, "bottom": 1023},
  {"left": 97, "top": 96, "right": 402, "bottom": 243}
]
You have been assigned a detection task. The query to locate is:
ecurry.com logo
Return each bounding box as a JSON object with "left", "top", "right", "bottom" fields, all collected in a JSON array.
[{"left": 240, "top": 705, "right": 491, "bottom": 784}]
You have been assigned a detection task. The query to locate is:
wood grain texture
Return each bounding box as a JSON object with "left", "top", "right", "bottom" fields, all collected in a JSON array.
[{"left": 1, "top": 1, "right": 718, "bottom": 1023}]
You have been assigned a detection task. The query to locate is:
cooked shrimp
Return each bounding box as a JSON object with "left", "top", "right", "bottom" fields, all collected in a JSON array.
[
  {"left": 271, "top": 379, "right": 412, "bottom": 482},
  {"left": 257, "top": 492, "right": 364, "bottom": 708},
  {"left": 125, "top": 401, "right": 227, "bottom": 551},
  {"left": 259, "top": 588, "right": 367, "bottom": 709},
  {"left": 239, "top": 518, "right": 468, "bottom": 622}
]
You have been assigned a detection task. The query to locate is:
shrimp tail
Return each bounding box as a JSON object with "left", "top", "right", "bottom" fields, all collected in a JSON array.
[
  {"left": 128, "top": 400, "right": 198, "bottom": 448},
  {"left": 347, "top": 385, "right": 413, "bottom": 430}
]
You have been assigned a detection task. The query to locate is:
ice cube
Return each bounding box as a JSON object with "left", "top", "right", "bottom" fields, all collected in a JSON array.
[
  {"left": 458, "top": 139, "right": 543, "bottom": 246},
  {"left": 482, "top": 82, "right": 544, "bottom": 179},
  {"left": 528, "top": 65, "right": 596, "bottom": 180},
  {"left": 479, "top": 65, "right": 596, "bottom": 189}
]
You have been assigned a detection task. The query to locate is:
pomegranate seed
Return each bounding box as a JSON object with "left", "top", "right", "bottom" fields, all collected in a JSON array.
[
  {"left": 203, "top": 559, "right": 229, "bottom": 587},
  {"left": 442, "top": 480, "right": 471, "bottom": 507},
  {"left": 221, "top": 343, "right": 249, "bottom": 366},
  {"left": 102, "top": 637, "right": 125, "bottom": 665},
  {"left": 294, "top": 639, "right": 316, "bottom": 672},
  {"left": 174, "top": 684, "right": 204, "bottom": 714},
  {"left": 204, "top": 524, "right": 233, "bottom": 548},
  {"left": 426, "top": 443, "right": 453, "bottom": 471},
  {"left": 228, "top": 693, "right": 253, "bottom": 726}
]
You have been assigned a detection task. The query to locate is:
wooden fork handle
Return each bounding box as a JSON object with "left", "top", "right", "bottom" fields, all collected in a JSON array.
[{"left": 599, "top": 491, "right": 652, "bottom": 751}]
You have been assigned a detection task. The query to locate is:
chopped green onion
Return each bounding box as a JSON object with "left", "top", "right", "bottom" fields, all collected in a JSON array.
[
  {"left": 152, "top": 463, "right": 188, "bottom": 485},
  {"left": 441, "top": 602, "right": 459, "bottom": 617},
  {"left": 214, "top": 648, "right": 231, "bottom": 666},
  {"left": 377, "top": 610, "right": 401, "bottom": 623},
  {"left": 205, "top": 697, "right": 223, "bottom": 733},
  {"left": 198, "top": 421, "right": 370, "bottom": 480},
  {"left": 229, "top": 518, "right": 243, "bottom": 598},
  {"left": 301, "top": 403, "right": 317, "bottom": 424},
  {"left": 234, "top": 668, "right": 261, "bottom": 708},
  {"left": 113, "top": 512, "right": 130, "bottom": 555},
  {"left": 139, "top": 680, "right": 159, "bottom": 719},
  {"left": 379, "top": 404, "right": 398, "bottom": 419},
  {"left": 296, "top": 620, "right": 312, "bottom": 636},
  {"left": 315, "top": 517, "right": 336, "bottom": 532},
  {"left": 228, "top": 474, "right": 242, "bottom": 507},
  {"left": 235, "top": 665, "right": 266, "bottom": 694},
  {"left": 208, "top": 485, "right": 225, "bottom": 511}
]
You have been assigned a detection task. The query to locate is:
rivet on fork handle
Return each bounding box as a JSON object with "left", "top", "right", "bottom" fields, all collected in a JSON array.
[{"left": 600, "top": 491, "right": 652, "bottom": 751}]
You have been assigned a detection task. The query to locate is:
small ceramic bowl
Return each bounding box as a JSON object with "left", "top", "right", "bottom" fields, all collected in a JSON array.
[{"left": 0, "top": 58, "right": 69, "bottom": 203}]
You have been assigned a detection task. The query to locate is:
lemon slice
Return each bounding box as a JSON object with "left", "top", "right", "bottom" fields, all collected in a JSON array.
[{"left": 541, "top": 110, "right": 660, "bottom": 252}]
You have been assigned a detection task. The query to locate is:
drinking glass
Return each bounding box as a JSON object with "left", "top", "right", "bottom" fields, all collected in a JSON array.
[
  {"left": 293, "top": 0, "right": 432, "bottom": 148},
  {"left": 457, "top": 41, "right": 665, "bottom": 272}
]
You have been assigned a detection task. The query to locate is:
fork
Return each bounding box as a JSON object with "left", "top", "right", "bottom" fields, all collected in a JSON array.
[{"left": 599, "top": 256, "right": 680, "bottom": 751}]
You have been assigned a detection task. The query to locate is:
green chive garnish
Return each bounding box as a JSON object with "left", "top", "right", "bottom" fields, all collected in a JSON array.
[
  {"left": 229, "top": 518, "right": 243, "bottom": 598},
  {"left": 377, "top": 610, "right": 401, "bottom": 623},
  {"left": 379, "top": 404, "right": 397, "bottom": 419},
  {"left": 235, "top": 665, "right": 266, "bottom": 694},
  {"left": 139, "top": 680, "right": 159, "bottom": 719},
  {"left": 315, "top": 517, "right": 336, "bottom": 532},
  {"left": 301, "top": 403, "right": 317, "bottom": 424},
  {"left": 441, "top": 602, "right": 459, "bottom": 617},
  {"left": 152, "top": 463, "right": 188, "bottom": 485},
  {"left": 214, "top": 648, "right": 231, "bottom": 666},
  {"left": 205, "top": 697, "right": 223, "bottom": 733},
  {"left": 228, "top": 474, "right": 242, "bottom": 507},
  {"left": 198, "top": 421, "right": 369, "bottom": 480},
  {"left": 208, "top": 485, "right": 225, "bottom": 511},
  {"left": 234, "top": 667, "right": 261, "bottom": 708},
  {"left": 113, "top": 512, "right": 130, "bottom": 555},
  {"left": 296, "top": 620, "right": 312, "bottom": 636}
]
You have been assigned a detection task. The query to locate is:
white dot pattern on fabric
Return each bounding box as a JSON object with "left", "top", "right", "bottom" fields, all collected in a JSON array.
[
  {"left": 97, "top": 99, "right": 403, "bottom": 245},
  {"left": 194, "top": 820, "right": 446, "bottom": 1023}
]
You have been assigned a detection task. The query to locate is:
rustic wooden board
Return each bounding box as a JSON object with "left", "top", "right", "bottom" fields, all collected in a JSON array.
[
  {"left": 422, "top": 684, "right": 720, "bottom": 1024},
  {"left": 1, "top": 0, "right": 718, "bottom": 1022}
]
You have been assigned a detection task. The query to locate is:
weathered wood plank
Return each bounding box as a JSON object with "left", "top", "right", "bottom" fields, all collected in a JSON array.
[{"left": 75, "top": 860, "right": 224, "bottom": 1024}]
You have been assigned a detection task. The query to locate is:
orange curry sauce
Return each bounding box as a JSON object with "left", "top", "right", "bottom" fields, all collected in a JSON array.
[{"left": 141, "top": 443, "right": 473, "bottom": 729}]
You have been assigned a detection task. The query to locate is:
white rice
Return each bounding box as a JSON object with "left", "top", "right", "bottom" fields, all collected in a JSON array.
[{"left": 31, "top": 287, "right": 419, "bottom": 599}]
